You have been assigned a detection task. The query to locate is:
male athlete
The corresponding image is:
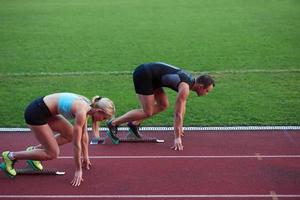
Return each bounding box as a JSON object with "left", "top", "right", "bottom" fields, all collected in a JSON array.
[{"left": 107, "top": 62, "right": 215, "bottom": 150}]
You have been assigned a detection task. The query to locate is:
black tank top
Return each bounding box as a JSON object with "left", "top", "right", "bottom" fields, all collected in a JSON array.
[{"left": 143, "top": 62, "right": 195, "bottom": 92}]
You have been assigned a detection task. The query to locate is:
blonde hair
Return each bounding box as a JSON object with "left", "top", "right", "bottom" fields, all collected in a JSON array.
[{"left": 91, "top": 96, "right": 115, "bottom": 119}]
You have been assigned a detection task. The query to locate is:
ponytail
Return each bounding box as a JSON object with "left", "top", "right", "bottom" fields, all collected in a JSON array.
[{"left": 91, "top": 96, "right": 115, "bottom": 119}]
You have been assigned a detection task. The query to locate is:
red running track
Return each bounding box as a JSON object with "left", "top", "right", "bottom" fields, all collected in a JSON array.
[{"left": 0, "top": 130, "right": 299, "bottom": 200}]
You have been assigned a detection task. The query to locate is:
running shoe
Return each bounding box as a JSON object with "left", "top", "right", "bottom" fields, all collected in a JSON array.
[
  {"left": 1, "top": 151, "right": 16, "bottom": 177},
  {"left": 106, "top": 119, "right": 120, "bottom": 144},
  {"left": 26, "top": 146, "right": 43, "bottom": 171},
  {"left": 90, "top": 136, "right": 100, "bottom": 145},
  {"left": 127, "top": 122, "right": 142, "bottom": 138}
]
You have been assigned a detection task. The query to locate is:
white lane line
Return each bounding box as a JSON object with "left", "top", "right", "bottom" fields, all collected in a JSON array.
[
  {"left": 255, "top": 153, "right": 263, "bottom": 160},
  {"left": 0, "top": 194, "right": 300, "bottom": 198},
  {"left": 1, "top": 68, "right": 300, "bottom": 77},
  {"left": 56, "top": 155, "right": 300, "bottom": 159},
  {"left": 1, "top": 155, "right": 299, "bottom": 160},
  {"left": 0, "top": 71, "right": 132, "bottom": 77},
  {"left": 1, "top": 126, "right": 300, "bottom": 132},
  {"left": 270, "top": 191, "right": 279, "bottom": 200}
]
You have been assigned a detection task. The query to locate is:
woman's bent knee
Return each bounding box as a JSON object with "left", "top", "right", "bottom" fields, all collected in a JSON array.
[
  {"left": 46, "top": 148, "right": 60, "bottom": 160},
  {"left": 64, "top": 134, "right": 73, "bottom": 143}
]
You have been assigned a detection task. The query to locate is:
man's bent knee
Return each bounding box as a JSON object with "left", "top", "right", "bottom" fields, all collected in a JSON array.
[
  {"left": 143, "top": 109, "right": 154, "bottom": 118},
  {"left": 160, "top": 102, "right": 169, "bottom": 111}
]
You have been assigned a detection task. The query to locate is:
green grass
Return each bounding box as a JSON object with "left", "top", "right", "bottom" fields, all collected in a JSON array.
[
  {"left": 0, "top": 71, "right": 299, "bottom": 127},
  {"left": 0, "top": 0, "right": 299, "bottom": 127}
]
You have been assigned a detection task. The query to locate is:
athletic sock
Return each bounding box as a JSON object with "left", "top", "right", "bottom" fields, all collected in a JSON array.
[{"left": 8, "top": 152, "right": 15, "bottom": 160}]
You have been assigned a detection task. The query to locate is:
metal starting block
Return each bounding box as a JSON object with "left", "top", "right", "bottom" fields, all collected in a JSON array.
[
  {"left": 90, "top": 129, "right": 164, "bottom": 145},
  {"left": 0, "top": 162, "right": 65, "bottom": 177},
  {"left": 16, "top": 167, "right": 65, "bottom": 176}
]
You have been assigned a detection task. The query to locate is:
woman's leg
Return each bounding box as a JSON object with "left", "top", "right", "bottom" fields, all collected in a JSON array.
[
  {"left": 10, "top": 117, "right": 72, "bottom": 172},
  {"left": 33, "top": 115, "right": 73, "bottom": 149},
  {"left": 1, "top": 124, "right": 59, "bottom": 176},
  {"left": 13, "top": 124, "right": 59, "bottom": 161},
  {"left": 49, "top": 115, "right": 73, "bottom": 145}
]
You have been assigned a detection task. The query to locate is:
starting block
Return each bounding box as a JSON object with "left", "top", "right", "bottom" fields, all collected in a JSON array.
[
  {"left": 16, "top": 167, "right": 65, "bottom": 176},
  {"left": 0, "top": 162, "right": 65, "bottom": 177},
  {"left": 90, "top": 129, "right": 164, "bottom": 145}
]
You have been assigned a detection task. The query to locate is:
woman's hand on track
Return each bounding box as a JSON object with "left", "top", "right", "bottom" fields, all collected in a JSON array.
[
  {"left": 82, "top": 158, "right": 92, "bottom": 170},
  {"left": 171, "top": 137, "right": 184, "bottom": 151},
  {"left": 71, "top": 170, "right": 83, "bottom": 187}
]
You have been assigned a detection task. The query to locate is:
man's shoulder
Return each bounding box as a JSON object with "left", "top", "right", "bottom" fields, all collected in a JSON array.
[{"left": 178, "top": 70, "right": 194, "bottom": 85}]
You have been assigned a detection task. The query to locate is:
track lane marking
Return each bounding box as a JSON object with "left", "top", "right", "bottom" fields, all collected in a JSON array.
[
  {"left": 55, "top": 155, "right": 300, "bottom": 159},
  {"left": 270, "top": 191, "right": 279, "bottom": 200},
  {"left": 1, "top": 155, "right": 299, "bottom": 160},
  {"left": 255, "top": 153, "right": 263, "bottom": 160},
  {"left": 1, "top": 68, "right": 300, "bottom": 77},
  {"left": 0, "top": 194, "right": 299, "bottom": 198},
  {"left": 1, "top": 126, "right": 300, "bottom": 132}
]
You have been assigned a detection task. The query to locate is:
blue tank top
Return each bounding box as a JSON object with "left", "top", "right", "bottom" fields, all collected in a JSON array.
[{"left": 58, "top": 93, "right": 90, "bottom": 119}]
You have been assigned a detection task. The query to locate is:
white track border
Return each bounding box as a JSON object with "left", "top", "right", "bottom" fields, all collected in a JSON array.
[
  {"left": 1, "top": 68, "right": 300, "bottom": 77},
  {"left": 0, "top": 194, "right": 299, "bottom": 198},
  {"left": 0, "top": 126, "right": 299, "bottom": 132}
]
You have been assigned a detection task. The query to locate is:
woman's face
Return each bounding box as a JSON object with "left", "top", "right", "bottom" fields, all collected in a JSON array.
[{"left": 93, "top": 110, "right": 107, "bottom": 121}]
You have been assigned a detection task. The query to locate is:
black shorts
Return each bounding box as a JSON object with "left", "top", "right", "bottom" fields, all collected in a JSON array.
[
  {"left": 133, "top": 64, "right": 155, "bottom": 95},
  {"left": 24, "top": 97, "right": 52, "bottom": 125}
]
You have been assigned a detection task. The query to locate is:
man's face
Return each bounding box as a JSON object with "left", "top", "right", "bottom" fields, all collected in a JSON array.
[{"left": 196, "top": 84, "right": 214, "bottom": 96}]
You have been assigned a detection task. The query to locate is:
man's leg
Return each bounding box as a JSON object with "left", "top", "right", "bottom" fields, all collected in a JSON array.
[
  {"left": 126, "top": 89, "right": 169, "bottom": 138},
  {"left": 112, "top": 94, "right": 156, "bottom": 126},
  {"left": 131, "top": 88, "right": 169, "bottom": 125},
  {"left": 106, "top": 94, "right": 155, "bottom": 141},
  {"left": 107, "top": 89, "right": 169, "bottom": 140}
]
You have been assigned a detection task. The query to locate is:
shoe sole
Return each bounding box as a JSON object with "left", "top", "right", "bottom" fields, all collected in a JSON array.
[
  {"left": 0, "top": 162, "right": 16, "bottom": 178},
  {"left": 105, "top": 130, "right": 120, "bottom": 144},
  {"left": 26, "top": 160, "right": 42, "bottom": 171}
]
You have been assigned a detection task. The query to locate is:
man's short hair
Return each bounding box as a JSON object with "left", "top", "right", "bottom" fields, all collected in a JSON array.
[{"left": 195, "top": 75, "right": 215, "bottom": 88}]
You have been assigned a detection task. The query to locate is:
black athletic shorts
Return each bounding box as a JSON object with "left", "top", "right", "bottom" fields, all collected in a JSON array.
[
  {"left": 24, "top": 97, "right": 52, "bottom": 125},
  {"left": 133, "top": 64, "right": 155, "bottom": 95}
]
